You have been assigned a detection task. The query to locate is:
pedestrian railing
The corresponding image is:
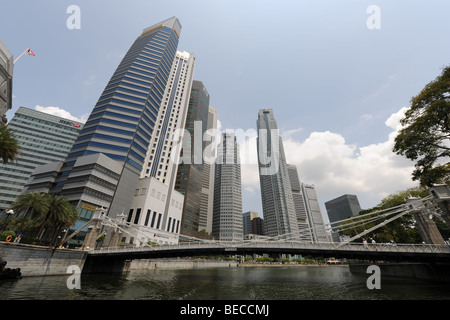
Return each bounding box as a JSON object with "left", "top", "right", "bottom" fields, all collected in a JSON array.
[{"left": 89, "top": 240, "right": 450, "bottom": 255}]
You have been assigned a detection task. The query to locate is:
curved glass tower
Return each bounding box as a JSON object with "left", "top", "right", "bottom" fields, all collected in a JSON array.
[{"left": 51, "top": 17, "right": 183, "bottom": 218}]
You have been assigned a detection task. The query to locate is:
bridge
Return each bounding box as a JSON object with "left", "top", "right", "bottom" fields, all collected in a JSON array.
[
  {"left": 82, "top": 240, "right": 450, "bottom": 274},
  {"left": 75, "top": 186, "right": 450, "bottom": 274}
]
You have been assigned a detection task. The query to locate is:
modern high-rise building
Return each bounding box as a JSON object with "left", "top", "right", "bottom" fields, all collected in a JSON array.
[
  {"left": 1, "top": 107, "right": 83, "bottom": 211},
  {"left": 199, "top": 105, "right": 218, "bottom": 234},
  {"left": 256, "top": 109, "right": 299, "bottom": 238},
  {"left": 325, "top": 194, "right": 361, "bottom": 224},
  {"left": 287, "top": 164, "right": 313, "bottom": 242},
  {"left": 125, "top": 50, "right": 196, "bottom": 245},
  {"left": 25, "top": 17, "right": 185, "bottom": 245},
  {"left": 242, "top": 211, "right": 264, "bottom": 236},
  {"left": 212, "top": 132, "right": 243, "bottom": 241},
  {"left": 325, "top": 194, "right": 361, "bottom": 242},
  {"left": 242, "top": 211, "right": 259, "bottom": 235},
  {"left": 302, "top": 183, "right": 329, "bottom": 243},
  {"left": 174, "top": 80, "right": 217, "bottom": 239},
  {"left": 0, "top": 39, "right": 13, "bottom": 126}
]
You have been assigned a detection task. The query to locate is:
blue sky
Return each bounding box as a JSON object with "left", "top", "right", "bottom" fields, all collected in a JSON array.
[{"left": 2, "top": 1, "right": 449, "bottom": 220}]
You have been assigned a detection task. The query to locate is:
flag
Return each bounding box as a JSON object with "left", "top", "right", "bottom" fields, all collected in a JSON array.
[{"left": 27, "top": 49, "right": 35, "bottom": 56}]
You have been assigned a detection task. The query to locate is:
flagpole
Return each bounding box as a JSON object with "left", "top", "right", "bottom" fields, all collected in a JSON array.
[{"left": 14, "top": 48, "right": 32, "bottom": 64}]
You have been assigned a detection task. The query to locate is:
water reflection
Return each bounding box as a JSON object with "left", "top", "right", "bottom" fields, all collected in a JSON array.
[{"left": 1, "top": 266, "right": 450, "bottom": 300}]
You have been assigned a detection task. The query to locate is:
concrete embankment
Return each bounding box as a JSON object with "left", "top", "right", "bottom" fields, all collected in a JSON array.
[
  {"left": 349, "top": 262, "right": 450, "bottom": 283},
  {"left": 124, "top": 259, "right": 237, "bottom": 272},
  {"left": 0, "top": 242, "right": 87, "bottom": 277}
]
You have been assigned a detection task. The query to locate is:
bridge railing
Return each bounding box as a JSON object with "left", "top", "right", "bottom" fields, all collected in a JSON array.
[{"left": 89, "top": 240, "right": 450, "bottom": 255}]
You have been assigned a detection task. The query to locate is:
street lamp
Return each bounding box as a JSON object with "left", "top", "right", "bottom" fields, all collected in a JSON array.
[{"left": 1, "top": 209, "right": 14, "bottom": 231}]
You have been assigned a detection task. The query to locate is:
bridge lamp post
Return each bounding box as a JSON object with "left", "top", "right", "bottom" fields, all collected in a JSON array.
[{"left": 0, "top": 209, "right": 14, "bottom": 232}]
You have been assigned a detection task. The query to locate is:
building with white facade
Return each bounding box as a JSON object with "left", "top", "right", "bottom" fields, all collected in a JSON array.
[
  {"left": 212, "top": 132, "right": 243, "bottom": 241},
  {"left": 123, "top": 50, "right": 196, "bottom": 245}
]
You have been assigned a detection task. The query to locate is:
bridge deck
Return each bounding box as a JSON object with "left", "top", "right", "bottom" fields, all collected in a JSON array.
[{"left": 87, "top": 241, "right": 450, "bottom": 263}]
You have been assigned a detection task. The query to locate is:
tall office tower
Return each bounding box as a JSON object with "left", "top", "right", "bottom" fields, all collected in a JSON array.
[
  {"left": 199, "top": 105, "right": 218, "bottom": 234},
  {"left": 174, "top": 80, "right": 216, "bottom": 239},
  {"left": 302, "top": 183, "right": 329, "bottom": 243},
  {"left": 125, "top": 50, "right": 195, "bottom": 245},
  {"left": 325, "top": 194, "right": 361, "bottom": 242},
  {"left": 212, "top": 132, "right": 243, "bottom": 241},
  {"left": 1, "top": 107, "right": 83, "bottom": 211},
  {"left": 0, "top": 39, "right": 13, "bottom": 126},
  {"left": 256, "top": 109, "right": 299, "bottom": 238},
  {"left": 25, "top": 18, "right": 183, "bottom": 243},
  {"left": 287, "top": 164, "right": 313, "bottom": 242},
  {"left": 243, "top": 211, "right": 259, "bottom": 235}
]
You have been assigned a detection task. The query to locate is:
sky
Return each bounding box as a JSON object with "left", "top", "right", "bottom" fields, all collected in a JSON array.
[{"left": 1, "top": 0, "right": 449, "bottom": 222}]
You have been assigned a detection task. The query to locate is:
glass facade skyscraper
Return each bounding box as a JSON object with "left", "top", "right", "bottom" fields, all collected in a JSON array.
[
  {"left": 25, "top": 17, "right": 185, "bottom": 242},
  {"left": 0, "top": 107, "right": 83, "bottom": 211},
  {"left": 256, "top": 109, "right": 299, "bottom": 238},
  {"left": 48, "top": 17, "right": 182, "bottom": 219},
  {"left": 175, "top": 80, "right": 217, "bottom": 238}
]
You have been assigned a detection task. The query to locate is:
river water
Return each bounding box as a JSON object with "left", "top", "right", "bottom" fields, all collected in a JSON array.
[{"left": 1, "top": 265, "right": 450, "bottom": 301}]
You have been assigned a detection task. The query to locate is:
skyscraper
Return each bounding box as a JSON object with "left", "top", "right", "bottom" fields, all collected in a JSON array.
[
  {"left": 124, "top": 50, "right": 196, "bottom": 245},
  {"left": 212, "top": 132, "right": 243, "bottom": 241},
  {"left": 243, "top": 211, "right": 259, "bottom": 235},
  {"left": 287, "top": 164, "right": 313, "bottom": 242},
  {"left": 174, "top": 80, "right": 217, "bottom": 238},
  {"left": 256, "top": 109, "right": 299, "bottom": 238},
  {"left": 302, "top": 183, "right": 329, "bottom": 243},
  {"left": 1, "top": 107, "right": 83, "bottom": 210},
  {"left": 199, "top": 105, "right": 218, "bottom": 234},
  {"left": 25, "top": 17, "right": 185, "bottom": 244},
  {"left": 0, "top": 39, "right": 13, "bottom": 126}
]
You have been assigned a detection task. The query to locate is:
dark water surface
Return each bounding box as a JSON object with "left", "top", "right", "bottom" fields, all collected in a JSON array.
[{"left": 1, "top": 265, "right": 450, "bottom": 300}]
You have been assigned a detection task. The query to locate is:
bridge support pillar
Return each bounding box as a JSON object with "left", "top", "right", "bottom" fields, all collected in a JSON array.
[
  {"left": 108, "top": 229, "right": 122, "bottom": 247},
  {"left": 429, "top": 184, "right": 450, "bottom": 230},
  {"left": 82, "top": 225, "right": 101, "bottom": 250},
  {"left": 407, "top": 198, "right": 446, "bottom": 245},
  {"left": 413, "top": 210, "right": 446, "bottom": 245}
]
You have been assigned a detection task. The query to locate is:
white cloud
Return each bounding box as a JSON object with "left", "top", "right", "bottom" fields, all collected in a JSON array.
[
  {"left": 238, "top": 107, "right": 418, "bottom": 210},
  {"left": 35, "top": 105, "right": 88, "bottom": 123}
]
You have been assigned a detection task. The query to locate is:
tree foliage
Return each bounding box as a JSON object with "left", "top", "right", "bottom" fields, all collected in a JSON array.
[
  {"left": 5, "top": 192, "right": 78, "bottom": 245},
  {"left": 393, "top": 65, "right": 450, "bottom": 186},
  {"left": 0, "top": 125, "right": 20, "bottom": 165}
]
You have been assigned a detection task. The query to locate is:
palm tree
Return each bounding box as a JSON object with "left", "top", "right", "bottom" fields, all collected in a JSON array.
[
  {"left": 10, "top": 192, "right": 51, "bottom": 240},
  {"left": 43, "top": 195, "right": 78, "bottom": 245},
  {"left": 10, "top": 192, "right": 79, "bottom": 245},
  {"left": 10, "top": 192, "right": 51, "bottom": 225},
  {"left": 0, "top": 125, "right": 20, "bottom": 165}
]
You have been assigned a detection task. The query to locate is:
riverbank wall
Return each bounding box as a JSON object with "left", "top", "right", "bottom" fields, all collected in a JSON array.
[
  {"left": 124, "top": 259, "right": 237, "bottom": 272},
  {"left": 349, "top": 262, "right": 450, "bottom": 283},
  {"left": 0, "top": 241, "right": 87, "bottom": 277}
]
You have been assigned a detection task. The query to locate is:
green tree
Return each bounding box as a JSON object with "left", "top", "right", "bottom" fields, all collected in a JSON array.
[
  {"left": 40, "top": 195, "right": 78, "bottom": 245},
  {"left": 10, "top": 192, "right": 51, "bottom": 233},
  {"left": 9, "top": 192, "right": 78, "bottom": 245},
  {"left": 0, "top": 125, "right": 20, "bottom": 165},
  {"left": 393, "top": 65, "right": 450, "bottom": 186}
]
